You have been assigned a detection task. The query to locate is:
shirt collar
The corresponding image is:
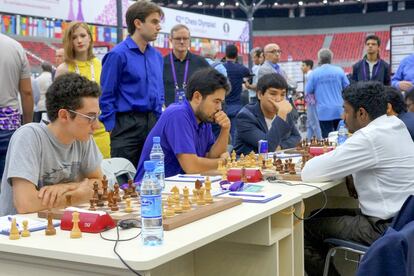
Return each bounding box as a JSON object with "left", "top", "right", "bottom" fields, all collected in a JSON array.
[
  {"left": 172, "top": 51, "right": 191, "bottom": 62},
  {"left": 125, "top": 36, "right": 152, "bottom": 53},
  {"left": 183, "top": 99, "right": 207, "bottom": 131}
]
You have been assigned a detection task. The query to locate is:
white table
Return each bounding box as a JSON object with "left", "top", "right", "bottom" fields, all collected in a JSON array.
[{"left": 0, "top": 183, "right": 312, "bottom": 276}]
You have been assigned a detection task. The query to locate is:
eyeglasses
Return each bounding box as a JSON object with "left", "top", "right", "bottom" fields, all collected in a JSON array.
[
  {"left": 266, "top": 49, "right": 282, "bottom": 54},
  {"left": 68, "top": 109, "right": 99, "bottom": 124},
  {"left": 172, "top": 37, "right": 190, "bottom": 42}
]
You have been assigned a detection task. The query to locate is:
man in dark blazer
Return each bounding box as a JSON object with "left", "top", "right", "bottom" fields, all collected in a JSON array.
[{"left": 234, "top": 73, "right": 301, "bottom": 155}]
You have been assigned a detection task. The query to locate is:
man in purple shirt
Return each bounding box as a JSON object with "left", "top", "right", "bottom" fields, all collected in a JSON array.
[{"left": 135, "top": 68, "right": 231, "bottom": 181}]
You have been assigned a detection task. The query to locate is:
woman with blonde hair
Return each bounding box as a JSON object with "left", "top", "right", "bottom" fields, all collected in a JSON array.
[{"left": 56, "top": 21, "right": 110, "bottom": 158}]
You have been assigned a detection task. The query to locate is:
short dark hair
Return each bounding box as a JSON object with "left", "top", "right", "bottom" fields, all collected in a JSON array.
[
  {"left": 41, "top": 62, "right": 53, "bottom": 73},
  {"left": 405, "top": 89, "right": 414, "bottom": 103},
  {"left": 257, "top": 73, "right": 288, "bottom": 95},
  {"left": 365, "top": 34, "right": 381, "bottom": 47},
  {"left": 225, "top": 44, "right": 238, "bottom": 59},
  {"left": 385, "top": 86, "right": 407, "bottom": 114},
  {"left": 302, "top": 59, "right": 314, "bottom": 69},
  {"left": 126, "top": 0, "right": 164, "bottom": 35},
  {"left": 46, "top": 73, "right": 101, "bottom": 122},
  {"left": 186, "top": 68, "right": 230, "bottom": 100},
  {"left": 250, "top": 47, "right": 263, "bottom": 58},
  {"left": 342, "top": 81, "right": 387, "bottom": 121}
]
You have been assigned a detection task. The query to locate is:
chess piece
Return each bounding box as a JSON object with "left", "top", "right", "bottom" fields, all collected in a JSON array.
[
  {"left": 125, "top": 198, "right": 133, "bottom": 213},
  {"left": 93, "top": 181, "right": 99, "bottom": 201},
  {"left": 197, "top": 187, "right": 206, "bottom": 205},
  {"left": 9, "top": 218, "right": 20, "bottom": 240},
  {"left": 204, "top": 177, "right": 213, "bottom": 204},
  {"left": 231, "top": 150, "right": 236, "bottom": 163},
  {"left": 165, "top": 196, "right": 175, "bottom": 217},
  {"left": 221, "top": 168, "right": 227, "bottom": 181},
  {"left": 195, "top": 179, "right": 202, "bottom": 190},
  {"left": 89, "top": 198, "right": 96, "bottom": 211},
  {"left": 226, "top": 156, "right": 232, "bottom": 169},
  {"left": 114, "top": 183, "right": 121, "bottom": 202},
  {"left": 217, "top": 159, "right": 223, "bottom": 171},
  {"left": 182, "top": 187, "right": 191, "bottom": 211},
  {"left": 96, "top": 193, "right": 104, "bottom": 207},
  {"left": 70, "top": 211, "right": 82, "bottom": 239},
  {"left": 107, "top": 190, "right": 114, "bottom": 207},
  {"left": 262, "top": 159, "right": 266, "bottom": 170},
  {"left": 241, "top": 167, "right": 247, "bottom": 183},
  {"left": 289, "top": 163, "right": 296, "bottom": 174},
  {"left": 65, "top": 194, "right": 72, "bottom": 207},
  {"left": 21, "top": 220, "right": 30, "bottom": 237},
  {"left": 174, "top": 199, "right": 183, "bottom": 213},
  {"left": 192, "top": 189, "right": 198, "bottom": 204},
  {"left": 111, "top": 196, "right": 119, "bottom": 211},
  {"left": 45, "top": 211, "right": 56, "bottom": 236},
  {"left": 170, "top": 186, "right": 180, "bottom": 204},
  {"left": 130, "top": 182, "right": 138, "bottom": 197},
  {"left": 102, "top": 175, "right": 108, "bottom": 200}
]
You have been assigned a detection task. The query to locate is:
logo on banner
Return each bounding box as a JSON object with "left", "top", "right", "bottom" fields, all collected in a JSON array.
[{"left": 223, "top": 23, "right": 230, "bottom": 33}]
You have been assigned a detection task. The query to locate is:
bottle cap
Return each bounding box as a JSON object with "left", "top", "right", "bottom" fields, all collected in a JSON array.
[
  {"left": 153, "top": 136, "right": 160, "bottom": 143},
  {"left": 144, "top": 160, "right": 156, "bottom": 171}
]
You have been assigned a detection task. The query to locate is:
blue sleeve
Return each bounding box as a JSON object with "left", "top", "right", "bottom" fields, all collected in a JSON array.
[
  {"left": 391, "top": 60, "right": 405, "bottom": 89},
  {"left": 305, "top": 73, "right": 315, "bottom": 94},
  {"left": 342, "top": 71, "right": 350, "bottom": 88},
  {"left": 236, "top": 110, "right": 290, "bottom": 152},
  {"left": 156, "top": 54, "right": 165, "bottom": 114},
  {"left": 384, "top": 62, "right": 391, "bottom": 86},
  {"left": 216, "top": 64, "right": 228, "bottom": 77},
  {"left": 280, "top": 114, "right": 301, "bottom": 149},
  {"left": 164, "top": 114, "right": 197, "bottom": 155},
  {"left": 99, "top": 51, "right": 123, "bottom": 131},
  {"left": 243, "top": 66, "right": 251, "bottom": 77}
]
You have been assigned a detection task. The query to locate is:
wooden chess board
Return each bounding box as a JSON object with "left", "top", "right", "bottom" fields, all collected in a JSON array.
[{"left": 38, "top": 195, "right": 242, "bottom": 231}]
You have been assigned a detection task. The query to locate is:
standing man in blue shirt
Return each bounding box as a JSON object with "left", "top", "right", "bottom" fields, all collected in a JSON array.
[
  {"left": 352, "top": 35, "right": 390, "bottom": 85},
  {"left": 135, "top": 68, "right": 230, "bottom": 181},
  {"left": 392, "top": 53, "right": 414, "bottom": 93},
  {"left": 306, "top": 48, "right": 350, "bottom": 137},
  {"left": 223, "top": 44, "right": 251, "bottom": 143},
  {"left": 100, "top": 0, "right": 164, "bottom": 167}
]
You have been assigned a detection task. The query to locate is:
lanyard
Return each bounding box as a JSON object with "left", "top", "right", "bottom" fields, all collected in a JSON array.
[
  {"left": 75, "top": 61, "right": 95, "bottom": 82},
  {"left": 170, "top": 52, "right": 189, "bottom": 89},
  {"left": 362, "top": 60, "right": 381, "bottom": 81}
]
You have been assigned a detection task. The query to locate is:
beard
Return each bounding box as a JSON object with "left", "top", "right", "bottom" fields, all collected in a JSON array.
[{"left": 195, "top": 108, "right": 214, "bottom": 123}]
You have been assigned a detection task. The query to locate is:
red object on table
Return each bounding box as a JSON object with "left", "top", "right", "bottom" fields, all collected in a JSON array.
[
  {"left": 60, "top": 210, "right": 116, "bottom": 233},
  {"left": 227, "top": 168, "right": 263, "bottom": 183},
  {"left": 309, "top": 146, "right": 335, "bottom": 156}
]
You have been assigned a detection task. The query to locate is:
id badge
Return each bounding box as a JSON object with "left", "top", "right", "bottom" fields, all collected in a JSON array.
[{"left": 175, "top": 88, "right": 186, "bottom": 103}]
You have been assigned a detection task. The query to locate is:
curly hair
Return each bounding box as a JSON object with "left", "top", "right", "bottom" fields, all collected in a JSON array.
[
  {"left": 342, "top": 81, "right": 387, "bottom": 121},
  {"left": 46, "top": 73, "right": 101, "bottom": 122}
]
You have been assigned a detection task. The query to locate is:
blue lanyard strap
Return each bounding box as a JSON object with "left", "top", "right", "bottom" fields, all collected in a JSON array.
[{"left": 170, "top": 52, "right": 190, "bottom": 89}]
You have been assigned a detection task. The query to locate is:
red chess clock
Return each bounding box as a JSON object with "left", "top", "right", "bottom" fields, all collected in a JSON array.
[
  {"left": 309, "top": 146, "right": 335, "bottom": 156},
  {"left": 60, "top": 209, "right": 116, "bottom": 233},
  {"left": 227, "top": 168, "right": 263, "bottom": 183}
]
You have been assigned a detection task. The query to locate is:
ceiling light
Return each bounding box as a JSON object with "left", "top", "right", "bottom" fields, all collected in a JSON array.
[
  {"left": 177, "top": 0, "right": 183, "bottom": 5},
  {"left": 339, "top": 0, "right": 344, "bottom": 2},
  {"left": 323, "top": 0, "right": 328, "bottom": 3},
  {"left": 298, "top": 1, "right": 303, "bottom": 5},
  {"left": 274, "top": 2, "right": 278, "bottom": 5},
  {"left": 198, "top": 1, "right": 203, "bottom": 5},
  {"left": 220, "top": 2, "right": 225, "bottom": 6}
]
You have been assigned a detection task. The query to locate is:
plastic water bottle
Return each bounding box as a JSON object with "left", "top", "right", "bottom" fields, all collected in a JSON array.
[
  {"left": 140, "top": 160, "right": 163, "bottom": 246},
  {"left": 337, "top": 121, "right": 348, "bottom": 145},
  {"left": 150, "top": 136, "right": 165, "bottom": 190}
]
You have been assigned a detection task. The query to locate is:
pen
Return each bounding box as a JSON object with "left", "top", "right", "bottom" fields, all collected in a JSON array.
[
  {"left": 178, "top": 175, "right": 205, "bottom": 179},
  {"left": 228, "top": 193, "right": 266, "bottom": 198}
]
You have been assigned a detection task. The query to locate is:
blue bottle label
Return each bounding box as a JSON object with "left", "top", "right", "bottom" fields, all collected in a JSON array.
[{"left": 141, "top": 195, "right": 162, "bottom": 218}]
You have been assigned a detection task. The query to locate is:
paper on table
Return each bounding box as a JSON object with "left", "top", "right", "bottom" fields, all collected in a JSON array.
[
  {"left": 165, "top": 174, "right": 222, "bottom": 183},
  {"left": 0, "top": 215, "right": 60, "bottom": 235}
]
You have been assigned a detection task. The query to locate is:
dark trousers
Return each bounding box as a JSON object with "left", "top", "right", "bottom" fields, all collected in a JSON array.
[
  {"left": 304, "top": 208, "right": 391, "bottom": 276},
  {"left": 110, "top": 112, "right": 157, "bottom": 168},
  {"left": 319, "top": 119, "right": 340, "bottom": 138},
  {"left": 33, "top": 111, "right": 46, "bottom": 123},
  {"left": 0, "top": 130, "right": 15, "bottom": 180}
]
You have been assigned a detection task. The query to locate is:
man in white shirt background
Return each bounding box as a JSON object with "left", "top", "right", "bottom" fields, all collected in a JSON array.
[{"left": 301, "top": 81, "right": 414, "bottom": 276}]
